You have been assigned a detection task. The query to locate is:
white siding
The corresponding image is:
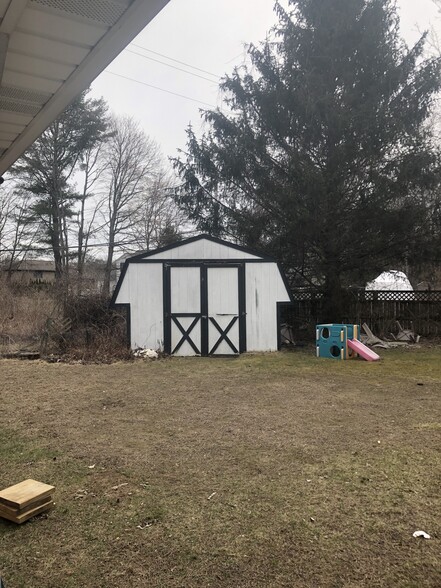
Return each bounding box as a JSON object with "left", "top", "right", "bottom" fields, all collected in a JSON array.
[
  {"left": 147, "top": 238, "right": 260, "bottom": 260},
  {"left": 17, "top": 8, "right": 107, "bottom": 47},
  {"left": 0, "top": 0, "right": 171, "bottom": 175},
  {"left": 115, "top": 263, "right": 164, "bottom": 350},
  {"left": 245, "top": 263, "right": 291, "bottom": 351}
]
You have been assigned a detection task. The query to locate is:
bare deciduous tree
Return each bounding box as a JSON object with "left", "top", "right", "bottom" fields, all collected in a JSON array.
[
  {"left": 100, "top": 115, "right": 162, "bottom": 295},
  {"left": 0, "top": 189, "right": 42, "bottom": 276},
  {"left": 74, "top": 144, "right": 108, "bottom": 293},
  {"left": 12, "top": 91, "right": 108, "bottom": 283},
  {"left": 126, "top": 169, "right": 185, "bottom": 252},
  {"left": 0, "top": 188, "right": 14, "bottom": 253}
]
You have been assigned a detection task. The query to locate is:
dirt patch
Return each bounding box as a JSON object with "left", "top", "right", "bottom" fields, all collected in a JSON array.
[{"left": 0, "top": 348, "right": 440, "bottom": 587}]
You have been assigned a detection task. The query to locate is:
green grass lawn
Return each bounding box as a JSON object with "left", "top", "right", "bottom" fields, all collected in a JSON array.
[{"left": 0, "top": 347, "right": 440, "bottom": 587}]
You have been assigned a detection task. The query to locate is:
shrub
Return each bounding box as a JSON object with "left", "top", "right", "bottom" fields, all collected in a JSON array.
[
  {"left": 0, "top": 276, "right": 61, "bottom": 352},
  {"left": 60, "top": 294, "right": 132, "bottom": 362},
  {"left": 0, "top": 277, "right": 132, "bottom": 361}
]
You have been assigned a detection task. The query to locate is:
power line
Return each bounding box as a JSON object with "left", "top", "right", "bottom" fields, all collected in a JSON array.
[
  {"left": 126, "top": 49, "right": 219, "bottom": 84},
  {"left": 0, "top": 231, "right": 198, "bottom": 254},
  {"left": 129, "top": 43, "right": 220, "bottom": 78},
  {"left": 225, "top": 51, "right": 247, "bottom": 65},
  {"left": 103, "top": 70, "right": 216, "bottom": 108},
  {"left": 1, "top": 239, "right": 152, "bottom": 253}
]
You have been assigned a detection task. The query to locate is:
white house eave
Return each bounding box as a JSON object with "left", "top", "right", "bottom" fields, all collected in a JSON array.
[{"left": 0, "top": 0, "right": 170, "bottom": 175}]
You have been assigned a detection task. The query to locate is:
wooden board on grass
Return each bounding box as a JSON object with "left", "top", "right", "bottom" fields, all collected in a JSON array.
[
  {"left": 0, "top": 479, "right": 55, "bottom": 509},
  {"left": 0, "top": 495, "right": 53, "bottom": 516},
  {"left": 0, "top": 499, "right": 53, "bottom": 524}
]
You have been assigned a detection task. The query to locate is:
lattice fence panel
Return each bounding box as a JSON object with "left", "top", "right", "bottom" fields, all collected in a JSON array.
[{"left": 284, "top": 290, "right": 441, "bottom": 338}]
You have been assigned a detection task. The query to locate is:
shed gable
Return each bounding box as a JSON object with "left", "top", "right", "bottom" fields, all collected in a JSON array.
[{"left": 133, "top": 236, "right": 265, "bottom": 261}]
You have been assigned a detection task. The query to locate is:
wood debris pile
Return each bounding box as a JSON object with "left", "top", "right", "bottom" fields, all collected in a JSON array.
[
  {"left": 361, "top": 322, "right": 420, "bottom": 349},
  {"left": 0, "top": 479, "right": 55, "bottom": 524}
]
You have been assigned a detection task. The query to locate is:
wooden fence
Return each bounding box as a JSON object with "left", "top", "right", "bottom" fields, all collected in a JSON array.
[{"left": 282, "top": 290, "right": 441, "bottom": 338}]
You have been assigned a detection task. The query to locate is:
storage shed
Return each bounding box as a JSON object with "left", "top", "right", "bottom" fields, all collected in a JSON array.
[{"left": 111, "top": 235, "right": 293, "bottom": 356}]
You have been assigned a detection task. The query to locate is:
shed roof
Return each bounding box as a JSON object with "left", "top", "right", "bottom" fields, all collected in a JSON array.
[
  {"left": 127, "top": 234, "right": 276, "bottom": 262},
  {"left": 111, "top": 235, "right": 294, "bottom": 307},
  {"left": 13, "top": 259, "right": 55, "bottom": 271},
  {"left": 366, "top": 270, "right": 413, "bottom": 292},
  {"left": 0, "top": 0, "right": 170, "bottom": 174}
]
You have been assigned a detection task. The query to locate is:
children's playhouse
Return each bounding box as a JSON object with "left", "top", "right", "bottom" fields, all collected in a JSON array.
[{"left": 316, "top": 323, "right": 380, "bottom": 361}]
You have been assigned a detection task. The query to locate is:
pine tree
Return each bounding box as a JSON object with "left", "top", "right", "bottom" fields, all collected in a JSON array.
[
  {"left": 173, "top": 0, "right": 441, "bottom": 318},
  {"left": 13, "top": 91, "right": 108, "bottom": 281}
]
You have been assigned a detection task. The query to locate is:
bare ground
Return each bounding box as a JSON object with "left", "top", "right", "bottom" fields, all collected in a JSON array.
[{"left": 0, "top": 348, "right": 440, "bottom": 587}]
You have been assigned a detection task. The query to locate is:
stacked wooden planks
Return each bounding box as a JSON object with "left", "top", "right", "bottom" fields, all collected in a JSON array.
[{"left": 0, "top": 479, "right": 55, "bottom": 524}]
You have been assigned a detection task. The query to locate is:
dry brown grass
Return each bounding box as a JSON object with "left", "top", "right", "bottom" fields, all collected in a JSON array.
[
  {"left": 0, "top": 277, "right": 61, "bottom": 352},
  {"left": 0, "top": 280, "right": 130, "bottom": 360},
  {"left": 0, "top": 347, "right": 440, "bottom": 587}
]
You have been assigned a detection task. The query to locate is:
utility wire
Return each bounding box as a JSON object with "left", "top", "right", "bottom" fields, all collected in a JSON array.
[
  {"left": 103, "top": 70, "right": 216, "bottom": 108},
  {"left": 1, "top": 240, "right": 151, "bottom": 253},
  {"left": 0, "top": 232, "right": 197, "bottom": 253},
  {"left": 0, "top": 241, "right": 136, "bottom": 253},
  {"left": 225, "top": 51, "right": 247, "bottom": 65},
  {"left": 126, "top": 49, "right": 219, "bottom": 84},
  {"left": 129, "top": 43, "right": 220, "bottom": 78}
]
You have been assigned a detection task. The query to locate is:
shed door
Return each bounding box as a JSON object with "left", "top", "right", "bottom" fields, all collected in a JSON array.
[
  {"left": 169, "top": 266, "right": 201, "bottom": 356},
  {"left": 164, "top": 263, "right": 246, "bottom": 356},
  {"left": 207, "top": 266, "right": 240, "bottom": 355}
]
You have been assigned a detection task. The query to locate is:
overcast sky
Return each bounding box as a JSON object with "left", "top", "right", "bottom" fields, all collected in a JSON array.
[{"left": 91, "top": 0, "right": 440, "bottom": 161}]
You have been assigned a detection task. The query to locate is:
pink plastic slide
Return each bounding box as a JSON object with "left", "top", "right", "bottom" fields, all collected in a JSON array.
[{"left": 347, "top": 339, "right": 380, "bottom": 362}]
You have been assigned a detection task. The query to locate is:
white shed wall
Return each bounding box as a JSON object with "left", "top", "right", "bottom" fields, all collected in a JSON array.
[
  {"left": 146, "top": 239, "right": 260, "bottom": 260},
  {"left": 115, "top": 263, "right": 164, "bottom": 350},
  {"left": 114, "top": 242, "right": 292, "bottom": 354},
  {"left": 245, "top": 263, "right": 291, "bottom": 351}
]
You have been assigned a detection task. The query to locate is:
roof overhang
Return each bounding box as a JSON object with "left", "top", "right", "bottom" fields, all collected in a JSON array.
[{"left": 0, "top": 0, "right": 170, "bottom": 175}]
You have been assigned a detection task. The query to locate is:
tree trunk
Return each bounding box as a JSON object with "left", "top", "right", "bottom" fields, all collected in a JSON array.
[
  {"left": 77, "top": 196, "right": 86, "bottom": 295},
  {"left": 102, "top": 237, "right": 114, "bottom": 297},
  {"left": 321, "top": 267, "right": 345, "bottom": 323},
  {"left": 51, "top": 129, "right": 65, "bottom": 283},
  {"left": 51, "top": 204, "right": 64, "bottom": 281}
]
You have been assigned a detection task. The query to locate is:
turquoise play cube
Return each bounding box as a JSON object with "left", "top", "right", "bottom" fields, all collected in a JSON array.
[{"left": 316, "top": 323, "right": 360, "bottom": 360}]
